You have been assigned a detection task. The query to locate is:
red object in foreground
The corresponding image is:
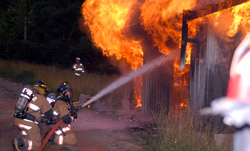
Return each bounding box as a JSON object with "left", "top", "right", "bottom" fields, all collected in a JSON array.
[{"left": 36, "top": 119, "right": 63, "bottom": 151}]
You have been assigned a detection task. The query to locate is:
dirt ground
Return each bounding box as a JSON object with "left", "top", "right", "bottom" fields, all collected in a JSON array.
[{"left": 0, "top": 77, "right": 143, "bottom": 151}]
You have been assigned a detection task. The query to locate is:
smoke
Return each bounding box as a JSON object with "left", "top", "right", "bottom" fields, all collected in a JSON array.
[{"left": 81, "top": 52, "right": 177, "bottom": 109}]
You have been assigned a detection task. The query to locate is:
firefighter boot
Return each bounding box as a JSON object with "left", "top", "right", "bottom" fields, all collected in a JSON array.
[{"left": 12, "top": 136, "right": 25, "bottom": 151}]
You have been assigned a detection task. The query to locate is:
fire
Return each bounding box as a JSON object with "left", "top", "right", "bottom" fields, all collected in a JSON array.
[
  {"left": 81, "top": 0, "right": 197, "bottom": 109},
  {"left": 227, "top": 2, "right": 250, "bottom": 37},
  {"left": 81, "top": 0, "right": 143, "bottom": 70},
  {"left": 134, "top": 76, "right": 143, "bottom": 108},
  {"left": 81, "top": 0, "right": 250, "bottom": 109},
  {"left": 140, "top": 0, "right": 198, "bottom": 108},
  {"left": 140, "top": 0, "right": 197, "bottom": 55},
  {"left": 207, "top": 1, "right": 250, "bottom": 39}
]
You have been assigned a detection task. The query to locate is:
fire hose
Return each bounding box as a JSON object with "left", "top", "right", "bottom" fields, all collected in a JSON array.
[
  {"left": 36, "top": 107, "right": 81, "bottom": 151},
  {"left": 36, "top": 53, "right": 176, "bottom": 151},
  {"left": 36, "top": 119, "right": 63, "bottom": 151}
]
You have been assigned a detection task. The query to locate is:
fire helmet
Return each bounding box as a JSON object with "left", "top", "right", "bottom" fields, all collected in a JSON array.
[
  {"left": 209, "top": 33, "right": 250, "bottom": 104},
  {"left": 47, "top": 93, "right": 57, "bottom": 104},
  {"left": 57, "top": 81, "right": 73, "bottom": 100},
  {"left": 225, "top": 35, "right": 250, "bottom": 103},
  {"left": 34, "top": 80, "right": 48, "bottom": 95}
]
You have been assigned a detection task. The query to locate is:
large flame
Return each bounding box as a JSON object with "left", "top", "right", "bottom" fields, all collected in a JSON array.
[
  {"left": 140, "top": 0, "right": 197, "bottom": 55},
  {"left": 81, "top": 0, "right": 143, "bottom": 70},
  {"left": 227, "top": 2, "right": 250, "bottom": 37},
  {"left": 207, "top": 1, "right": 250, "bottom": 39},
  {"left": 81, "top": 0, "right": 250, "bottom": 109}
]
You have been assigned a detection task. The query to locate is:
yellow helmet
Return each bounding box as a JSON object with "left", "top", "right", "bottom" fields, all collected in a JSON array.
[{"left": 34, "top": 80, "right": 48, "bottom": 95}]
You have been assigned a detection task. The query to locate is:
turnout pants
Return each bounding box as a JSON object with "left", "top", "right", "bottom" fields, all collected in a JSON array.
[
  {"left": 14, "top": 119, "right": 41, "bottom": 151},
  {"left": 54, "top": 125, "right": 77, "bottom": 145}
]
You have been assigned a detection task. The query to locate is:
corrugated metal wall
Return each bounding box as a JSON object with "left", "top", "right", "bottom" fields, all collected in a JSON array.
[
  {"left": 189, "top": 23, "right": 236, "bottom": 108},
  {"left": 142, "top": 37, "right": 174, "bottom": 114}
]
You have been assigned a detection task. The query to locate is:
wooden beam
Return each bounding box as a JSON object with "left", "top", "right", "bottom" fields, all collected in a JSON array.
[{"left": 186, "top": 0, "right": 250, "bottom": 20}]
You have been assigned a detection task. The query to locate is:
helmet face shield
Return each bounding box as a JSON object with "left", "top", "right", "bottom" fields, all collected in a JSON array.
[
  {"left": 64, "top": 89, "right": 73, "bottom": 99},
  {"left": 57, "top": 81, "right": 73, "bottom": 103}
]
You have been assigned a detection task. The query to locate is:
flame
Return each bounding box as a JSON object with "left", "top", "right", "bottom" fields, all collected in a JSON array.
[
  {"left": 81, "top": 0, "right": 197, "bottom": 109},
  {"left": 227, "top": 2, "right": 250, "bottom": 37},
  {"left": 140, "top": 0, "right": 197, "bottom": 54},
  {"left": 81, "top": 0, "right": 143, "bottom": 70},
  {"left": 81, "top": 0, "right": 250, "bottom": 109},
  {"left": 207, "top": 1, "right": 250, "bottom": 39},
  {"left": 134, "top": 76, "right": 143, "bottom": 108},
  {"left": 140, "top": 0, "right": 198, "bottom": 108}
]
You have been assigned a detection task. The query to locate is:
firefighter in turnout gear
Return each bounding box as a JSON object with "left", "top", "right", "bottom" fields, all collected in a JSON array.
[
  {"left": 12, "top": 81, "right": 53, "bottom": 151},
  {"left": 53, "top": 81, "right": 77, "bottom": 145},
  {"left": 72, "top": 57, "right": 84, "bottom": 76}
]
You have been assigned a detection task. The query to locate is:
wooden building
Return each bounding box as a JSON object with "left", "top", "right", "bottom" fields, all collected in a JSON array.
[{"left": 140, "top": 0, "right": 249, "bottom": 114}]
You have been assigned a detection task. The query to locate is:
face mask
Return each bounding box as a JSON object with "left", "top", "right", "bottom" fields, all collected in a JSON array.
[{"left": 64, "top": 91, "right": 73, "bottom": 99}]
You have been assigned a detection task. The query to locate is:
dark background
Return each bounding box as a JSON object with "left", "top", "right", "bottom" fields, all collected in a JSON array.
[{"left": 0, "top": 0, "right": 119, "bottom": 75}]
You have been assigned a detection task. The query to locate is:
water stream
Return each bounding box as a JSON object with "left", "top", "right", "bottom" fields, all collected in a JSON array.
[{"left": 81, "top": 53, "right": 177, "bottom": 109}]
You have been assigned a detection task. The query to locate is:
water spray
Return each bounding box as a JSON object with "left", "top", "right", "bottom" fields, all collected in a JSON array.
[
  {"left": 37, "top": 53, "right": 177, "bottom": 151},
  {"left": 79, "top": 52, "right": 177, "bottom": 109}
]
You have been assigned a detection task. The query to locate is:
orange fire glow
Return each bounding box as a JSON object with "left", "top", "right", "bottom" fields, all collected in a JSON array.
[
  {"left": 81, "top": 0, "right": 143, "bottom": 70},
  {"left": 81, "top": 0, "right": 250, "bottom": 109},
  {"left": 140, "top": 1, "right": 198, "bottom": 109},
  {"left": 140, "top": 0, "right": 197, "bottom": 55},
  {"left": 227, "top": 2, "right": 250, "bottom": 37},
  {"left": 134, "top": 76, "right": 143, "bottom": 108},
  {"left": 207, "top": 1, "right": 250, "bottom": 40}
]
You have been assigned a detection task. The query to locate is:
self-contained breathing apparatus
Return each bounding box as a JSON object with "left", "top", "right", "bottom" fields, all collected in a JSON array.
[{"left": 13, "top": 85, "right": 36, "bottom": 122}]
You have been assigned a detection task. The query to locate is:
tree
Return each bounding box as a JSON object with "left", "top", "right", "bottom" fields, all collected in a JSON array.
[{"left": 0, "top": 0, "right": 118, "bottom": 74}]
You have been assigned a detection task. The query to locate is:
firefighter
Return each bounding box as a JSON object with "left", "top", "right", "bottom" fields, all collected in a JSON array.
[
  {"left": 53, "top": 81, "right": 77, "bottom": 145},
  {"left": 72, "top": 57, "right": 84, "bottom": 76},
  {"left": 12, "top": 81, "right": 53, "bottom": 151}
]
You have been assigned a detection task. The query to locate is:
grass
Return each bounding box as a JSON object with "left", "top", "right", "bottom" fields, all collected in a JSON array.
[
  {"left": 0, "top": 59, "right": 117, "bottom": 103},
  {"left": 0, "top": 60, "right": 234, "bottom": 151},
  {"left": 138, "top": 109, "right": 233, "bottom": 151}
]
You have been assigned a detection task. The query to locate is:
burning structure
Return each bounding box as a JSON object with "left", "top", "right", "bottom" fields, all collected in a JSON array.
[
  {"left": 182, "top": 0, "right": 250, "bottom": 108},
  {"left": 81, "top": 0, "right": 250, "bottom": 113}
]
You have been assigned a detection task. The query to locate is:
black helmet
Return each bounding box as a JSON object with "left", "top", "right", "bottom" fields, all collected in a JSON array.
[
  {"left": 34, "top": 81, "right": 48, "bottom": 95},
  {"left": 57, "top": 81, "right": 73, "bottom": 100}
]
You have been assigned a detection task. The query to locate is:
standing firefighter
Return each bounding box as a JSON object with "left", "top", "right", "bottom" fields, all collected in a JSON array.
[
  {"left": 72, "top": 57, "right": 84, "bottom": 76},
  {"left": 52, "top": 81, "right": 77, "bottom": 146},
  {"left": 12, "top": 81, "right": 53, "bottom": 151}
]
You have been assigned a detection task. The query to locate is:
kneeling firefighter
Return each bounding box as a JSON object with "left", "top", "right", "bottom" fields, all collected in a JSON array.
[
  {"left": 12, "top": 81, "right": 53, "bottom": 151},
  {"left": 52, "top": 81, "right": 77, "bottom": 145}
]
